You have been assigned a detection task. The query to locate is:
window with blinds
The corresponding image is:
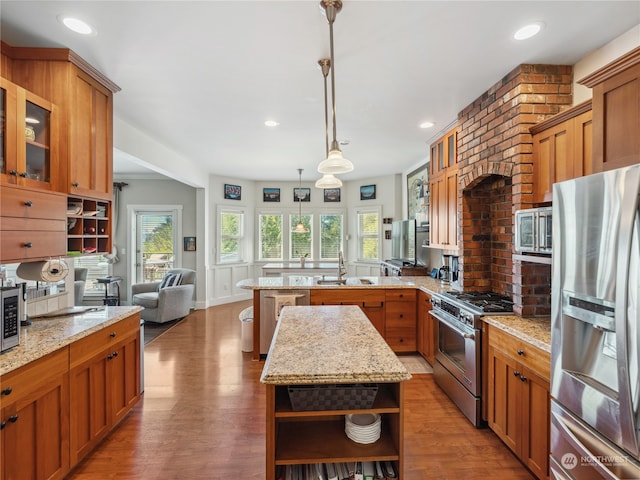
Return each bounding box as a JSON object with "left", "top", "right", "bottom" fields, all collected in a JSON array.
[
  {"left": 357, "top": 210, "right": 380, "bottom": 261},
  {"left": 320, "top": 213, "right": 343, "bottom": 260},
  {"left": 259, "top": 213, "right": 283, "bottom": 260},
  {"left": 219, "top": 209, "right": 244, "bottom": 263},
  {"left": 289, "top": 214, "right": 312, "bottom": 259}
]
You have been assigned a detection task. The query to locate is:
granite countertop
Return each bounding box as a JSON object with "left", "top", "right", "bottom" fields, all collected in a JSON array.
[
  {"left": 260, "top": 305, "right": 412, "bottom": 385},
  {"left": 237, "top": 275, "right": 448, "bottom": 292},
  {"left": 483, "top": 315, "right": 551, "bottom": 353},
  {"left": 1, "top": 306, "right": 143, "bottom": 376},
  {"left": 262, "top": 262, "right": 338, "bottom": 269}
]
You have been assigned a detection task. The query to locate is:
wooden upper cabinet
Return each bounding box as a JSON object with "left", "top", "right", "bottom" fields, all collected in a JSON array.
[
  {"left": 530, "top": 101, "right": 592, "bottom": 203},
  {"left": 1, "top": 43, "right": 120, "bottom": 200},
  {"left": 429, "top": 125, "right": 459, "bottom": 249},
  {"left": 579, "top": 46, "right": 640, "bottom": 173},
  {"left": 0, "top": 76, "right": 60, "bottom": 192}
]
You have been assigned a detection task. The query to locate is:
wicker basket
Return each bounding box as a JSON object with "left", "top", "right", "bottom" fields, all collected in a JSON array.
[{"left": 288, "top": 384, "right": 378, "bottom": 411}]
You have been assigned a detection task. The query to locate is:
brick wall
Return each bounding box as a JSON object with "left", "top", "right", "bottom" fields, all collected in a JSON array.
[{"left": 455, "top": 64, "right": 572, "bottom": 315}]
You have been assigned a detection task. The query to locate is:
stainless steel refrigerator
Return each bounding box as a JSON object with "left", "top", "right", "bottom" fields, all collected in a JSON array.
[{"left": 550, "top": 164, "right": 640, "bottom": 479}]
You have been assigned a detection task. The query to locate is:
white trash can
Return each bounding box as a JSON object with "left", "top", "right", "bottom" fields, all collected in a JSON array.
[{"left": 239, "top": 306, "right": 254, "bottom": 352}]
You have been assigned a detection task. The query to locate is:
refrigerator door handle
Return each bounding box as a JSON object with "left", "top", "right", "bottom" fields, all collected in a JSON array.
[{"left": 615, "top": 166, "right": 640, "bottom": 457}]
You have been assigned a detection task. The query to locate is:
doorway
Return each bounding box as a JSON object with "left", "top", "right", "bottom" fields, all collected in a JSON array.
[{"left": 128, "top": 206, "right": 183, "bottom": 284}]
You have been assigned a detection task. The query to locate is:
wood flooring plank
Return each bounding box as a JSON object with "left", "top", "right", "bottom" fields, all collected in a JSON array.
[{"left": 66, "top": 300, "right": 533, "bottom": 480}]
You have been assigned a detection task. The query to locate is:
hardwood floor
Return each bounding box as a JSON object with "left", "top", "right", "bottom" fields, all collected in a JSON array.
[{"left": 67, "top": 301, "right": 534, "bottom": 480}]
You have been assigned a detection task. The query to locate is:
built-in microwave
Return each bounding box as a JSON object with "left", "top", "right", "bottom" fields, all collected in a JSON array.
[
  {"left": 1, "top": 286, "right": 21, "bottom": 352},
  {"left": 515, "top": 206, "right": 552, "bottom": 254}
]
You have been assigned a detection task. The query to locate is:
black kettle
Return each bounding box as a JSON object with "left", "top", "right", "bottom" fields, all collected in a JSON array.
[{"left": 438, "top": 265, "right": 450, "bottom": 283}]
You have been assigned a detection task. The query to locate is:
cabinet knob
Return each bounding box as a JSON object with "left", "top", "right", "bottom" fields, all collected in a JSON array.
[
  {"left": 399, "top": 314, "right": 403, "bottom": 318},
  {"left": 113, "top": 351, "right": 119, "bottom": 358},
  {"left": 0, "top": 421, "right": 5, "bottom": 430},
  {"left": 107, "top": 353, "right": 113, "bottom": 360},
  {"left": 8, "top": 414, "right": 18, "bottom": 423},
  {"left": 19, "top": 172, "right": 28, "bottom": 178},
  {"left": 513, "top": 371, "right": 520, "bottom": 377},
  {"left": 519, "top": 375, "right": 527, "bottom": 382},
  {"left": 72, "top": 182, "right": 79, "bottom": 188},
  {"left": 24, "top": 201, "right": 33, "bottom": 207},
  {"left": 110, "top": 332, "right": 117, "bottom": 338},
  {"left": 517, "top": 349, "right": 524, "bottom": 356},
  {"left": 9, "top": 170, "right": 18, "bottom": 176},
  {"left": 1, "top": 387, "right": 12, "bottom": 396},
  {"left": 23, "top": 242, "right": 33, "bottom": 248}
]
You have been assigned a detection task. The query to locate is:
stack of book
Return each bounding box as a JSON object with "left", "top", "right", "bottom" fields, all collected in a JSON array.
[{"left": 276, "top": 461, "right": 397, "bottom": 479}]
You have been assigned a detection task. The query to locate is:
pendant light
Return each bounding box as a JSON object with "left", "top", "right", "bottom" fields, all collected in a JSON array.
[
  {"left": 292, "top": 168, "right": 309, "bottom": 233},
  {"left": 315, "top": 58, "right": 342, "bottom": 189},
  {"left": 317, "top": 0, "right": 354, "bottom": 175}
]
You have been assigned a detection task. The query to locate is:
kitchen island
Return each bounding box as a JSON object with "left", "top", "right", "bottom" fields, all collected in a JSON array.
[
  {"left": 237, "top": 275, "right": 445, "bottom": 359},
  {"left": 261, "top": 261, "right": 339, "bottom": 277},
  {"left": 261, "top": 305, "right": 411, "bottom": 479}
]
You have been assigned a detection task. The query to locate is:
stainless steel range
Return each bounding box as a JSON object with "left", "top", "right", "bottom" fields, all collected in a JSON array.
[{"left": 430, "top": 291, "right": 513, "bottom": 427}]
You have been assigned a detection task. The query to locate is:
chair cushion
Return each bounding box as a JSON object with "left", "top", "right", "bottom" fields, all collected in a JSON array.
[
  {"left": 159, "top": 272, "right": 183, "bottom": 289},
  {"left": 132, "top": 292, "right": 159, "bottom": 309}
]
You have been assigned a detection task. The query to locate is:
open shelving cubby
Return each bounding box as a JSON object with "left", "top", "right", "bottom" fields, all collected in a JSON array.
[
  {"left": 266, "top": 382, "right": 404, "bottom": 479},
  {"left": 66, "top": 196, "right": 111, "bottom": 256}
]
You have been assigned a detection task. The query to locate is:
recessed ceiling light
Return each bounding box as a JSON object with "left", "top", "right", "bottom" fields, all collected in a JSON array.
[
  {"left": 58, "top": 15, "right": 96, "bottom": 35},
  {"left": 514, "top": 22, "right": 544, "bottom": 41},
  {"left": 264, "top": 120, "right": 279, "bottom": 127},
  {"left": 419, "top": 121, "right": 435, "bottom": 129}
]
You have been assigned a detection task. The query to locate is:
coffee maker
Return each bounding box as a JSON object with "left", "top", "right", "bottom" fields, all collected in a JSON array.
[{"left": 439, "top": 254, "right": 459, "bottom": 285}]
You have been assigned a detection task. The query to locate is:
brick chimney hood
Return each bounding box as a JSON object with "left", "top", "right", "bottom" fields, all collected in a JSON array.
[{"left": 454, "top": 64, "right": 573, "bottom": 316}]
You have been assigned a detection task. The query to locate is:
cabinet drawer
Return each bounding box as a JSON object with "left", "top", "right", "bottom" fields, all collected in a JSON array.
[
  {"left": 385, "top": 289, "right": 416, "bottom": 302},
  {"left": 70, "top": 314, "right": 141, "bottom": 368},
  {"left": 0, "top": 347, "right": 68, "bottom": 408},
  {"left": 0, "top": 229, "right": 67, "bottom": 261},
  {"left": 310, "top": 289, "right": 385, "bottom": 306},
  {"left": 489, "top": 326, "right": 550, "bottom": 379},
  {"left": 1, "top": 217, "right": 66, "bottom": 232},
  {"left": 0, "top": 185, "right": 66, "bottom": 219},
  {"left": 386, "top": 301, "right": 416, "bottom": 318}
]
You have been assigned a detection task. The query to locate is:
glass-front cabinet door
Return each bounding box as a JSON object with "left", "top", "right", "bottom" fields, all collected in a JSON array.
[{"left": 0, "top": 77, "right": 58, "bottom": 190}]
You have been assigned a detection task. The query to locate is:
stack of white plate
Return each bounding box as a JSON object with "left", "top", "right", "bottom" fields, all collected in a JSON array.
[{"left": 345, "top": 413, "right": 381, "bottom": 444}]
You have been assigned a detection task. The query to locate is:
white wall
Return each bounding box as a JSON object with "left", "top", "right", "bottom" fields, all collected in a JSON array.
[{"left": 573, "top": 24, "right": 640, "bottom": 105}]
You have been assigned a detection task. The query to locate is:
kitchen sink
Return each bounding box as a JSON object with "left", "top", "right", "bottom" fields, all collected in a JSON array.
[{"left": 316, "top": 278, "right": 347, "bottom": 285}]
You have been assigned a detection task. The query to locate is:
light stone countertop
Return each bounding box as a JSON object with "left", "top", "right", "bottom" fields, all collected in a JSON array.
[
  {"left": 237, "top": 275, "right": 448, "bottom": 293},
  {"left": 483, "top": 315, "right": 551, "bottom": 353},
  {"left": 0, "top": 306, "right": 143, "bottom": 376},
  {"left": 260, "top": 305, "right": 412, "bottom": 385}
]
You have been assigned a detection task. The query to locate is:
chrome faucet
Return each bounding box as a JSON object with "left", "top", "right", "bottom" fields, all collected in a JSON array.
[{"left": 337, "top": 251, "right": 347, "bottom": 280}]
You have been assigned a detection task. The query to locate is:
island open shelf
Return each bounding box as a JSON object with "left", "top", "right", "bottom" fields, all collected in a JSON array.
[{"left": 261, "top": 305, "right": 411, "bottom": 480}]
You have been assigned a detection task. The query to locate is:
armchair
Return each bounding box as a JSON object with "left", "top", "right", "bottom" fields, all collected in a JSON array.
[
  {"left": 131, "top": 268, "right": 196, "bottom": 324},
  {"left": 74, "top": 268, "right": 88, "bottom": 306}
]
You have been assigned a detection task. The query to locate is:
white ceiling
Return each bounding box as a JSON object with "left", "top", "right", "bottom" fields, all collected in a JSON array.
[{"left": 1, "top": 1, "right": 639, "bottom": 182}]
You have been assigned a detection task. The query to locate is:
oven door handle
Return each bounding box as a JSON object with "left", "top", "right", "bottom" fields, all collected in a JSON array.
[{"left": 429, "top": 310, "right": 475, "bottom": 339}]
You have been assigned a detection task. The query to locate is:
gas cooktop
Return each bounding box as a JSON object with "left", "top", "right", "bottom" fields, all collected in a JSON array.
[{"left": 441, "top": 291, "right": 514, "bottom": 314}]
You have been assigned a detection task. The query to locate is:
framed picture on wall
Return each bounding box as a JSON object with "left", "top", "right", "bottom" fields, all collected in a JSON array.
[
  {"left": 183, "top": 237, "right": 196, "bottom": 251},
  {"left": 293, "top": 187, "right": 311, "bottom": 202},
  {"left": 263, "top": 188, "right": 280, "bottom": 202},
  {"left": 360, "top": 184, "right": 376, "bottom": 200},
  {"left": 224, "top": 184, "right": 241, "bottom": 200},
  {"left": 324, "top": 188, "right": 340, "bottom": 202}
]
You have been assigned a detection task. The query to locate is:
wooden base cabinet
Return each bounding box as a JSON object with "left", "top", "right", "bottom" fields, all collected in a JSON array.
[
  {"left": 385, "top": 289, "right": 416, "bottom": 352},
  {"left": 266, "top": 382, "right": 404, "bottom": 480},
  {"left": 310, "top": 289, "right": 386, "bottom": 337},
  {"left": 69, "top": 314, "right": 141, "bottom": 464},
  {"left": 417, "top": 290, "right": 435, "bottom": 365},
  {"left": 486, "top": 324, "right": 550, "bottom": 480},
  {"left": 0, "top": 348, "right": 70, "bottom": 480}
]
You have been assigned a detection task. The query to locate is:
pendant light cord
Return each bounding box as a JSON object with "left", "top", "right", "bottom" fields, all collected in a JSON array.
[{"left": 329, "top": 16, "right": 338, "bottom": 150}]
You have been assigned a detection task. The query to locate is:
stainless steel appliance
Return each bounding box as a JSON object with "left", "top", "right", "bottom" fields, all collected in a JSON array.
[
  {"left": 1, "top": 285, "right": 22, "bottom": 352},
  {"left": 550, "top": 164, "right": 640, "bottom": 479},
  {"left": 430, "top": 291, "right": 513, "bottom": 426},
  {"left": 515, "top": 206, "right": 552, "bottom": 254}
]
